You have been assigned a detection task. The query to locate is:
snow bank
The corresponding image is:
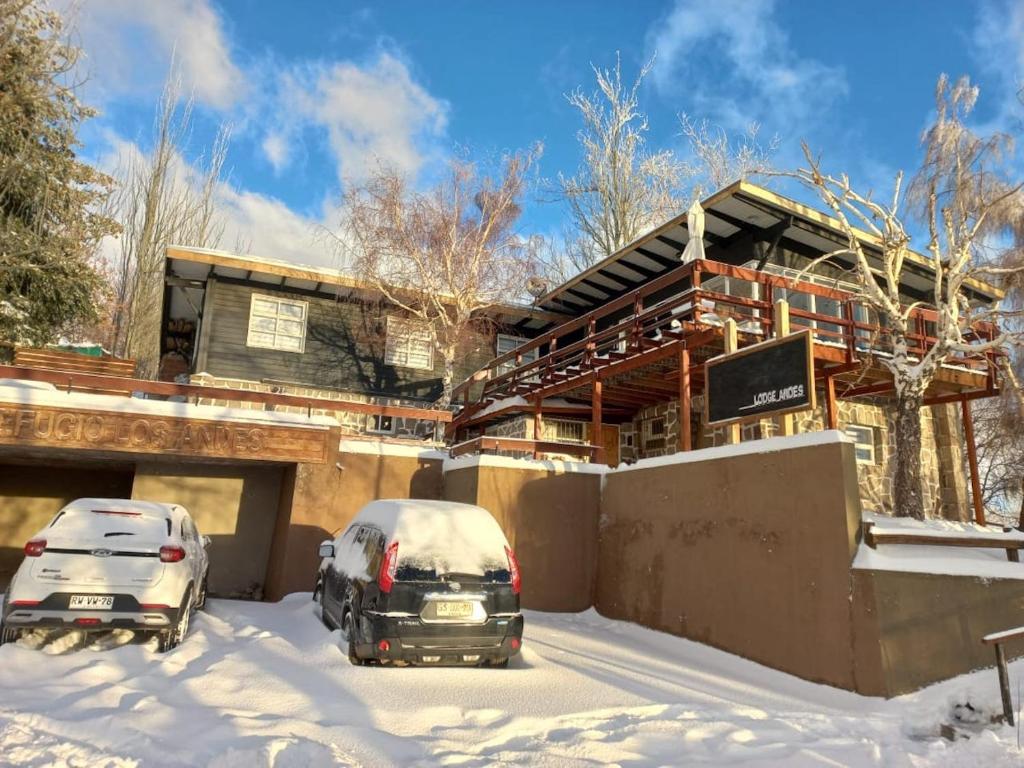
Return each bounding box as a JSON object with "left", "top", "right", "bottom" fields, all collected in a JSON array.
[
  {"left": 2, "top": 596, "right": 1022, "bottom": 766},
  {"left": 0, "top": 382, "right": 338, "bottom": 429},
  {"left": 854, "top": 513, "right": 1024, "bottom": 581},
  {"left": 356, "top": 499, "right": 510, "bottom": 575}
]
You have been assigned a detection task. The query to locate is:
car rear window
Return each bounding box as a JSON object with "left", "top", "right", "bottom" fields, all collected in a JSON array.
[
  {"left": 50, "top": 511, "right": 169, "bottom": 541},
  {"left": 395, "top": 561, "right": 511, "bottom": 584}
]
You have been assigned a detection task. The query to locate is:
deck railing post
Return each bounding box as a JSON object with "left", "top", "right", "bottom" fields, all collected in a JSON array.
[
  {"left": 591, "top": 377, "right": 604, "bottom": 464},
  {"left": 678, "top": 345, "right": 691, "bottom": 451},
  {"left": 773, "top": 299, "right": 794, "bottom": 437},
  {"left": 723, "top": 318, "right": 740, "bottom": 445}
]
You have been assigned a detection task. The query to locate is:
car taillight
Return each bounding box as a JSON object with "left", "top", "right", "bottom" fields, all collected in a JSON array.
[
  {"left": 505, "top": 545, "right": 521, "bottom": 595},
  {"left": 10, "top": 599, "right": 40, "bottom": 607},
  {"left": 24, "top": 539, "right": 46, "bottom": 557},
  {"left": 379, "top": 541, "right": 399, "bottom": 593},
  {"left": 159, "top": 545, "right": 186, "bottom": 563}
]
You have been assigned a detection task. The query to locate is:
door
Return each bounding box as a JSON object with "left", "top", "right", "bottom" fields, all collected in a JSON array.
[
  {"left": 600, "top": 425, "right": 620, "bottom": 467},
  {"left": 324, "top": 526, "right": 357, "bottom": 622}
]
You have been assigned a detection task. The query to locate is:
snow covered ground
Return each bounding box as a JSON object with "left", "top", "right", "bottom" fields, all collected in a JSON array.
[{"left": 1, "top": 595, "right": 1022, "bottom": 767}]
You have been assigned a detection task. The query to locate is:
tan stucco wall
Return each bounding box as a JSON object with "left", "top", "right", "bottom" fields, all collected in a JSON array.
[
  {"left": 444, "top": 462, "right": 602, "bottom": 612},
  {"left": 263, "top": 446, "right": 444, "bottom": 600},
  {"left": 597, "top": 437, "right": 867, "bottom": 690},
  {"left": 852, "top": 568, "right": 1024, "bottom": 696},
  {"left": 132, "top": 462, "right": 284, "bottom": 599},
  {"left": 0, "top": 464, "right": 134, "bottom": 588}
]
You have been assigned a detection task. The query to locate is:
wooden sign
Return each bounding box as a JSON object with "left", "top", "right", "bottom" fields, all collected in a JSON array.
[
  {"left": 0, "top": 404, "right": 331, "bottom": 464},
  {"left": 705, "top": 330, "right": 815, "bottom": 426}
]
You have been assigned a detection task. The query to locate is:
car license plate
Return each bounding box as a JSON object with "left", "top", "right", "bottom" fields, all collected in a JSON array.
[
  {"left": 434, "top": 601, "right": 473, "bottom": 619},
  {"left": 69, "top": 595, "right": 114, "bottom": 610}
]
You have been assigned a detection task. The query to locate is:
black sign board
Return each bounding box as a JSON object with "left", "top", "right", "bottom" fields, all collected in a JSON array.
[{"left": 705, "top": 330, "right": 815, "bottom": 426}]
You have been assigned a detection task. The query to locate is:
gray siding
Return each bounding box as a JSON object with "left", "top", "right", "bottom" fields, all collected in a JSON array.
[{"left": 197, "top": 279, "right": 498, "bottom": 402}]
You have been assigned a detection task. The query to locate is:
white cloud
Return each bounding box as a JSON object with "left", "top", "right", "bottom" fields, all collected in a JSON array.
[
  {"left": 286, "top": 52, "right": 449, "bottom": 182},
  {"left": 971, "top": 0, "right": 1024, "bottom": 134},
  {"left": 67, "top": 0, "right": 246, "bottom": 110},
  {"left": 261, "top": 131, "right": 291, "bottom": 174},
  {"left": 647, "top": 0, "right": 846, "bottom": 134}
]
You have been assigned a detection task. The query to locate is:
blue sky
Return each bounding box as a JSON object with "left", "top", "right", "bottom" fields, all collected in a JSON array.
[{"left": 69, "top": 0, "right": 1024, "bottom": 268}]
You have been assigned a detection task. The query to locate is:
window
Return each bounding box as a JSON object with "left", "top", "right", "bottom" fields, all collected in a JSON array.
[
  {"left": 366, "top": 414, "right": 395, "bottom": 435},
  {"left": 544, "top": 419, "right": 584, "bottom": 443},
  {"left": 246, "top": 294, "right": 307, "bottom": 353},
  {"left": 643, "top": 417, "right": 666, "bottom": 444},
  {"left": 384, "top": 317, "right": 434, "bottom": 371},
  {"left": 845, "top": 424, "right": 876, "bottom": 464},
  {"left": 496, "top": 334, "right": 538, "bottom": 374}
]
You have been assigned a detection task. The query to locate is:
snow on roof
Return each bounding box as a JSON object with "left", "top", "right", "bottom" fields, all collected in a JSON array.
[
  {"left": 469, "top": 396, "right": 591, "bottom": 421},
  {"left": 0, "top": 382, "right": 338, "bottom": 429},
  {"left": 354, "top": 499, "right": 511, "bottom": 574},
  {"left": 854, "top": 513, "right": 1024, "bottom": 581}
]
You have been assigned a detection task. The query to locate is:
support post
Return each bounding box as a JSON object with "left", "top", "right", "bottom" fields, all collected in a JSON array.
[
  {"left": 824, "top": 374, "right": 838, "bottom": 430},
  {"left": 995, "top": 643, "right": 1015, "bottom": 727},
  {"left": 591, "top": 378, "right": 604, "bottom": 464},
  {"left": 678, "top": 345, "right": 691, "bottom": 452},
  {"left": 961, "top": 397, "right": 986, "bottom": 525},
  {"left": 533, "top": 398, "right": 544, "bottom": 460},
  {"left": 723, "top": 318, "right": 740, "bottom": 445},
  {"left": 773, "top": 299, "right": 793, "bottom": 437}
]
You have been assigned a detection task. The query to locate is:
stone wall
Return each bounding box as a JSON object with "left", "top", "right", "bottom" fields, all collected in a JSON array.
[
  {"left": 482, "top": 415, "right": 590, "bottom": 460},
  {"left": 189, "top": 373, "right": 444, "bottom": 441}
]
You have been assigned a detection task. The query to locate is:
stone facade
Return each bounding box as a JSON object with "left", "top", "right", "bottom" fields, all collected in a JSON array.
[
  {"left": 482, "top": 416, "right": 590, "bottom": 460},
  {"left": 188, "top": 373, "right": 444, "bottom": 442}
]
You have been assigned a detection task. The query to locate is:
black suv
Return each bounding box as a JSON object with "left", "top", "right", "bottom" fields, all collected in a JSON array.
[{"left": 314, "top": 499, "right": 523, "bottom": 666}]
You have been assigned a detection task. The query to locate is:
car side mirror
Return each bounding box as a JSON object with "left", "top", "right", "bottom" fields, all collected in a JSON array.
[
  {"left": 318, "top": 541, "right": 335, "bottom": 558},
  {"left": 201, "top": 535, "right": 212, "bottom": 548}
]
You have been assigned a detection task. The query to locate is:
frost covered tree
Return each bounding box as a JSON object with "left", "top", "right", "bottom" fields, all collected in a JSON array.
[
  {"left": 680, "top": 115, "right": 779, "bottom": 199},
  {"left": 0, "top": 0, "right": 118, "bottom": 347},
  {"left": 338, "top": 148, "right": 540, "bottom": 406},
  {"left": 108, "top": 70, "right": 231, "bottom": 378},
  {"left": 556, "top": 54, "right": 688, "bottom": 270},
  {"left": 792, "top": 75, "right": 1023, "bottom": 520}
]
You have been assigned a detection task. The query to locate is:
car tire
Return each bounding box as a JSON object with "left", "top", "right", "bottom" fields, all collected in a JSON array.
[
  {"left": 158, "top": 590, "right": 193, "bottom": 653},
  {"left": 342, "top": 610, "right": 365, "bottom": 666}
]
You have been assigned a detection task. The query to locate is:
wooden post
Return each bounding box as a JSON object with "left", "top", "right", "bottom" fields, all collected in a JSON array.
[
  {"left": 961, "top": 397, "right": 986, "bottom": 525},
  {"left": 533, "top": 398, "right": 544, "bottom": 460},
  {"left": 995, "top": 643, "right": 1015, "bottom": 727},
  {"left": 678, "top": 345, "right": 691, "bottom": 452},
  {"left": 723, "top": 318, "right": 740, "bottom": 445},
  {"left": 773, "top": 299, "right": 793, "bottom": 437},
  {"left": 591, "top": 378, "right": 604, "bottom": 464},
  {"left": 824, "top": 374, "right": 838, "bottom": 430}
]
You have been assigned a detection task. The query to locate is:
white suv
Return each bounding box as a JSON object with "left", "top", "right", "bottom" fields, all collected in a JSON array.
[{"left": 0, "top": 498, "right": 210, "bottom": 652}]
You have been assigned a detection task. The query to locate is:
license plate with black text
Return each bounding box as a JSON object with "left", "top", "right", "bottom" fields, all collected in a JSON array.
[{"left": 69, "top": 595, "right": 113, "bottom": 610}]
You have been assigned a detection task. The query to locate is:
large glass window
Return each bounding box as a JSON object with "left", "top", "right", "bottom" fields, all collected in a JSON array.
[
  {"left": 496, "top": 334, "right": 538, "bottom": 374},
  {"left": 246, "top": 294, "right": 308, "bottom": 353},
  {"left": 845, "top": 424, "right": 877, "bottom": 464}
]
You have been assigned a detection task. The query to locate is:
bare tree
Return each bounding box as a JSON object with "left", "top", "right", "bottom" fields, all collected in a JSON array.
[
  {"left": 790, "top": 75, "right": 1023, "bottom": 520},
  {"left": 108, "top": 69, "right": 230, "bottom": 378},
  {"left": 557, "top": 54, "right": 689, "bottom": 267},
  {"left": 680, "top": 115, "right": 779, "bottom": 198},
  {"left": 338, "top": 148, "right": 541, "bottom": 406}
]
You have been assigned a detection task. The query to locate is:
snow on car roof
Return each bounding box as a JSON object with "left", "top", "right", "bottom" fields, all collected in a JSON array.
[
  {"left": 354, "top": 499, "right": 511, "bottom": 574},
  {"left": 62, "top": 498, "right": 180, "bottom": 519}
]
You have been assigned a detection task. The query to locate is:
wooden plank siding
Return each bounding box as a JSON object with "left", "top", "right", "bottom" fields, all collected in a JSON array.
[{"left": 198, "top": 279, "right": 500, "bottom": 402}]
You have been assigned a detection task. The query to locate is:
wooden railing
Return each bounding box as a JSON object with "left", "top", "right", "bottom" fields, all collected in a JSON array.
[
  {"left": 0, "top": 365, "right": 452, "bottom": 424},
  {"left": 448, "top": 436, "right": 598, "bottom": 461},
  {"left": 453, "top": 258, "right": 999, "bottom": 405},
  {"left": 863, "top": 522, "right": 1024, "bottom": 562}
]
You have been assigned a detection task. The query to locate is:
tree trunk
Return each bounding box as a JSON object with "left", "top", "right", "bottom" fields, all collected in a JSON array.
[
  {"left": 893, "top": 386, "right": 926, "bottom": 519},
  {"left": 1017, "top": 476, "right": 1024, "bottom": 532},
  {"left": 438, "top": 347, "right": 456, "bottom": 408}
]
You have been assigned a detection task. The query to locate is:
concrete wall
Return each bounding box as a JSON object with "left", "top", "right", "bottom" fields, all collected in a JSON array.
[
  {"left": 597, "top": 434, "right": 867, "bottom": 690},
  {"left": 0, "top": 463, "right": 134, "bottom": 588},
  {"left": 132, "top": 462, "right": 284, "bottom": 599},
  {"left": 263, "top": 444, "right": 444, "bottom": 600},
  {"left": 852, "top": 569, "right": 1024, "bottom": 697},
  {"left": 444, "top": 458, "right": 603, "bottom": 612}
]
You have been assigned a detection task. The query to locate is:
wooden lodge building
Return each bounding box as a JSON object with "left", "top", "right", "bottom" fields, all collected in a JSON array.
[{"left": 3, "top": 181, "right": 1023, "bottom": 698}]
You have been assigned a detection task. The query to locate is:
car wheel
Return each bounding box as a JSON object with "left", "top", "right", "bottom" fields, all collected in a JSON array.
[
  {"left": 342, "top": 611, "right": 365, "bottom": 666},
  {"left": 158, "top": 591, "right": 193, "bottom": 653}
]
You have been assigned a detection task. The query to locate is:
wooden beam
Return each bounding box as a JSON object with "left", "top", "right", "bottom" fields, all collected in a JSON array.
[
  {"left": 634, "top": 246, "right": 680, "bottom": 270},
  {"left": 824, "top": 373, "right": 838, "bottom": 430},
  {"left": 533, "top": 398, "right": 544, "bottom": 460},
  {"left": 592, "top": 378, "right": 604, "bottom": 464},
  {"left": 679, "top": 345, "right": 691, "bottom": 451},
  {"left": 961, "top": 397, "right": 986, "bottom": 525},
  {"left": 723, "top": 319, "right": 740, "bottom": 445},
  {"left": 774, "top": 299, "right": 793, "bottom": 437}
]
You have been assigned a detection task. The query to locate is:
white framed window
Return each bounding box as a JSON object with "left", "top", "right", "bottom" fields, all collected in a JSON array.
[
  {"left": 496, "top": 334, "right": 538, "bottom": 374},
  {"left": 366, "top": 414, "right": 396, "bottom": 435},
  {"left": 384, "top": 317, "right": 434, "bottom": 371},
  {"left": 246, "top": 294, "right": 308, "bottom": 353},
  {"left": 544, "top": 419, "right": 584, "bottom": 444},
  {"left": 845, "top": 424, "right": 876, "bottom": 464},
  {"left": 643, "top": 417, "right": 666, "bottom": 444}
]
